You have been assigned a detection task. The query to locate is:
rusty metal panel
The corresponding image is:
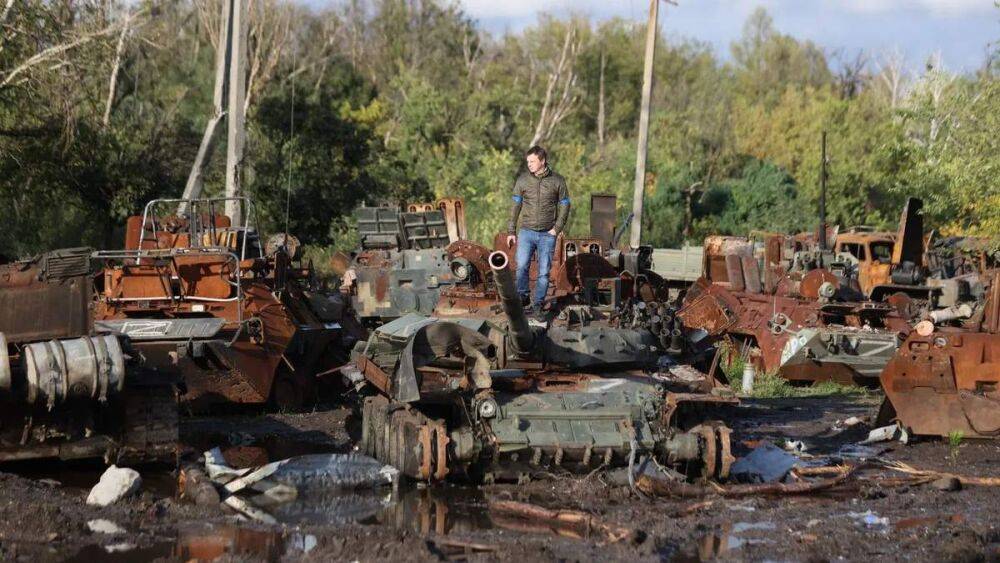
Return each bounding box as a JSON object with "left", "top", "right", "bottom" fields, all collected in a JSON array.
[
  {"left": 741, "top": 255, "right": 762, "bottom": 294},
  {"left": 436, "top": 198, "right": 468, "bottom": 242},
  {"left": 677, "top": 291, "right": 736, "bottom": 336},
  {"left": 0, "top": 250, "right": 92, "bottom": 343},
  {"left": 589, "top": 194, "right": 617, "bottom": 249},
  {"left": 725, "top": 254, "right": 745, "bottom": 291}
]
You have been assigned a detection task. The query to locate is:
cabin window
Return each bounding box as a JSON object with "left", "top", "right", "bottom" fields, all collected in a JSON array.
[
  {"left": 839, "top": 243, "right": 866, "bottom": 260},
  {"left": 870, "top": 242, "right": 893, "bottom": 263}
]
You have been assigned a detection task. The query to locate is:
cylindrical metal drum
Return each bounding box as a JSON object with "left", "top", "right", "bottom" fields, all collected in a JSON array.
[{"left": 22, "top": 335, "right": 125, "bottom": 408}]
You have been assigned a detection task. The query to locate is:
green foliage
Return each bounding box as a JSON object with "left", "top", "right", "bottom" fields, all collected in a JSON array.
[
  {"left": 1, "top": 2, "right": 999, "bottom": 258},
  {"left": 248, "top": 57, "right": 428, "bottom": 247},
  {"left": 747, "top": 370, "right": 870, "bottom": 399}
]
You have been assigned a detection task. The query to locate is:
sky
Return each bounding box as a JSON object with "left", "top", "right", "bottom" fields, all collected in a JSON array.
[{"left": 458, "top": 0, "right": 999, "bottom": 73}]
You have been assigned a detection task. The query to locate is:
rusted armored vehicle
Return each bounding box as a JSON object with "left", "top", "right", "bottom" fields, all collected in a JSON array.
[
  {"left": 348, "top": 237, "right": 736, "bottom": 483},
  {"left": 0, "top": 248, "right": 177, "bottom": 463},
  {"left": 92, "top": 197, "right": 363, "bottom": 410},
  {"left": 880, "top": 268, "right": 1000, "bottom": 438},
  {"left": 341, "top": 199, "right": 467, "bottom": 325}
]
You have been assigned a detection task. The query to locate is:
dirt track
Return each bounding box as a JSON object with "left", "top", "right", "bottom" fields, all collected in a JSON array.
[{"left": 2, "top": 394, "right": 999, "bottom": 562}]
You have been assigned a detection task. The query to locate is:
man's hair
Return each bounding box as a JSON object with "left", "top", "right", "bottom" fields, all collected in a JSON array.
[{"left": 525, "top": 145, "right": 547, "bottom": 162}]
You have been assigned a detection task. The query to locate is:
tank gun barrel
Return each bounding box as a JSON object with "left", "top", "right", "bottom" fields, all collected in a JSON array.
[{"left": 489, "top": 251, "right": 534, "bottom": 354}]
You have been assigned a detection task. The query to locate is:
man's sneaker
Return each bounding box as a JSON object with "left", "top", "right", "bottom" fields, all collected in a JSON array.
[{"left": 520, "top": 294, "right": 531, "bottom": 308}]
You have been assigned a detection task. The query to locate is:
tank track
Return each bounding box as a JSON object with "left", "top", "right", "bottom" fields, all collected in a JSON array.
[{"left": 116, "top": 384, "right": 179, "bottom": 465}]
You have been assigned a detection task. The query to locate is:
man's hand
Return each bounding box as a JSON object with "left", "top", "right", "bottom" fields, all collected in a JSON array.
[
  {"left": 506, "top": 234, "right": 516, "bottom": 248},
  {"left": 547, "top": 228, "right": 557, "bottom": 236}
]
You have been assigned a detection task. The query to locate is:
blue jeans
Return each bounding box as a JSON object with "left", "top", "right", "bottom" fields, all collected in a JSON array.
[{"left": 515, "top": 228, "right": 556, "bottom": 308}]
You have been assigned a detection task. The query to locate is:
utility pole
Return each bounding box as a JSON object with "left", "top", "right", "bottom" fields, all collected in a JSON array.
[
  {"left": 225, "top": 0, "right": 248, "bottom": 225},
  {"left": 180, "top": 0, "right": 248, "bottom": 225},
  {"left": 818, "top": 131, "right": 828, "bottom": 250},
  {"left": 629, "top": 0, "right": 660, "bottom": 250}
]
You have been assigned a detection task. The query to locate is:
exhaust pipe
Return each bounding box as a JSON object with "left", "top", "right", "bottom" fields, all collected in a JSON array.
[{"left": 489, "top": 251, "right": 534, "bottom": 354}]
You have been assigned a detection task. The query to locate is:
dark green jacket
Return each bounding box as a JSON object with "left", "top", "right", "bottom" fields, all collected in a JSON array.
[{"left": 507, "top": 167, "right": 571, "bottom": 234}]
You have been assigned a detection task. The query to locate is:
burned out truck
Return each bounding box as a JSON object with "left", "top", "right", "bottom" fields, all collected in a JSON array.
[
  {"left": 348, "top": 241, "right": 736, "bottom": 483},
  {"left": 0, "top": 248, "right": 178, "bottom": 464}
]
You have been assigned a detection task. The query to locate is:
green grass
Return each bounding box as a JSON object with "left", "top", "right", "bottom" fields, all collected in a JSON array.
[
  {"left": 715, "top": 340, "right": 871, "bottom": 399},
  {"left": 745, "top": 370, "right": 870, "bottom": 399}
]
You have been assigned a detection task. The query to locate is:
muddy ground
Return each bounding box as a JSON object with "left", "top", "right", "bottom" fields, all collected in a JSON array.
[{"left": 2, "top": 393, "right": 1000, "bottom": 562}]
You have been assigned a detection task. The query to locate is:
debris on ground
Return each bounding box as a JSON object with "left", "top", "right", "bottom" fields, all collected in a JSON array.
[
  {"left": 881, "top": 460, "right": 1000, "bottom": 487},
  {"left": 488, "top": 500, "right": 637, "bottom": 543},
  {"left": 178, "top": 466, "right": 222, "bottom": 506},
  {"left": 861, "top": 423, "right": 901, "bottom": 444},
  {"left": 86, "top": 519, "right": 126, "bottom": 535},
  {"left": 636, "top": 465, "right": 856, "bottom": 498},
  {"left": 86, "top": 465, "right": 141, "bottom": 507},
  {"left": 849, "top": 510, "right": 889, "bottom": 531},
  {"left": 932, "top": 477, "right": 962, "bottom": 492},
  {"left": 202, "top": 449, "right": 399, "bottom": 523},
  {"left": 730, "top": 442, "right": 800, "bottom": 483},
  {"left": 783, "top": 440, "right": 808, "bottom": 453}
]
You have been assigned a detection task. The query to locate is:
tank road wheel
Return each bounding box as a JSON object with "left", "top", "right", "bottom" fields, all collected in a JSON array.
[
  {"left": 360, "top": 396, "right": 451, "bottom": 482},
  {"left": 690, "top": 422, "right": 734, "bottom": 481}
]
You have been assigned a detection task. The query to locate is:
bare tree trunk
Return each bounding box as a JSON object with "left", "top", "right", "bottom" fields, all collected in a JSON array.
[
  {"left": 878, "top": 48, "right": 906, "bottom": 109},
  {"left": 529, "top": 27, "right": 578, "bottom": 148},
  {"left": 102, "top": 12, "right": 135, "bottom": 128},
  {"left": 597, "top": 49, "right": 606, "bottom": 147},
  {"left": 182, "top": 0, "right": 233, "bottom": 212}
]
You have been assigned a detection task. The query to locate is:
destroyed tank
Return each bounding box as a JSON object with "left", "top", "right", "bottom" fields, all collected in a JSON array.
[
  {"left": 348, "top": 241, "right": 736, "bottom": 484},
  {"left": 92, "top": 197, "right": 364, "bottom": 411},
  {"left": 0, "top": 248, "right": 178, "bottom": 464}
]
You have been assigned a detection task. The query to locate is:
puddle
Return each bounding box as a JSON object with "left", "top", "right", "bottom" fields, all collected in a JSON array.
[
  {"left": 668, "top": 522, "right": 775, "bottom": 562},
  {"left": 65, "top": 486, "right": 498, "bottom": 562},
  {"left": 66, "top": 525, "right": 317, "bottom": 562}
]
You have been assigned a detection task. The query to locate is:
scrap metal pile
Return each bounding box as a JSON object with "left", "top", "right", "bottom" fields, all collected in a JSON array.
[
  {"left": 0, "top": 247, "right": 177, "bottom": 463},
  {"left": 677, "top": 199, "right": 988, "bottom": 383},
  {"left": 91, "top": 198, "right": 364, "bottom": 411},
  {"left": 343, "top": 196, "right": 737, "bottom": 483},
  {"left": 675, "top": 196, "right": 1000, "bottom": 440}
]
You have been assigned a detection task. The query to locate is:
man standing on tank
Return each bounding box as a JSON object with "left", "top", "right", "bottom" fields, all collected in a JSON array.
[{"left": 506, "top": 145, "right": 571, "bottom": 318}]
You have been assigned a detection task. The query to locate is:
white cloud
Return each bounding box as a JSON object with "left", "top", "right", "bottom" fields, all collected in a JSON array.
[
  {"left": 458, "top": 0, "right": 995, "bottom": 21},
  {"left": 832, "top": 0, "right": 993, "bottom": 16}
]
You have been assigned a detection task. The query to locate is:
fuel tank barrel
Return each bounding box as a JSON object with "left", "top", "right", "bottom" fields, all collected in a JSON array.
[{"left": 21, "top": 335, "right": 126, "bottom": 407}]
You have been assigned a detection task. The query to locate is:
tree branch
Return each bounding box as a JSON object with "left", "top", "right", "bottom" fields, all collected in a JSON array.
[{"left": 1, "top": 20, "right": 125, "bottom": 90}]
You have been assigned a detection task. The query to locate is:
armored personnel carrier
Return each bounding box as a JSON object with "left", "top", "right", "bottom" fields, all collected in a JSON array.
[
  {"left": 880, "top": 268, "right": 1000, "bottom": 439},
  {"left": 0, "top": 248, "right": 177, "bottom": 463},
  {"left": 348, "top": 241, "right": 736, "bottom": 483}
]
